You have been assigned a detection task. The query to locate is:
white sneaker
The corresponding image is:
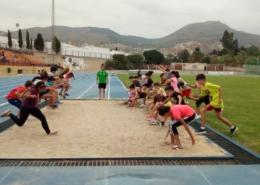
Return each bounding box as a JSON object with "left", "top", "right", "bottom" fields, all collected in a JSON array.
[
  {"left": 140, "top": 104, "right": 145, "bottom": 107},
  {"left": 149, "top": 119, "right": 159, "bottom": 125},
  {"left": 196, "top": 114, "right": 201, "bottom": 119},
  {"left": 27, "top": 116, "right": 35, "bottom": 121}
]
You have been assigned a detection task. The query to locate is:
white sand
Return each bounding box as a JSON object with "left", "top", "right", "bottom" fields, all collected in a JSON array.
[{"left": 0, "top": 100, "right": 226, "bottom": 158}]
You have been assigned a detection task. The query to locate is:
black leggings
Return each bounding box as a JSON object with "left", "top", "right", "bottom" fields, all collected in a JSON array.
[
  {"left": 169, "top": 113, "right": 196, "bottom": 135},
  {"left": 9, "top": 107, "right": 51, "bottom": 134}
]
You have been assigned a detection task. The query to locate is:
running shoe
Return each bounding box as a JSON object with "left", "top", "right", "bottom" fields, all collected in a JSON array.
[
  {"left": 196, "top": 114, "right": 201, "bottom": 119},
  {"left": 0, "top": 109, "right": 11, "bottom": 118},
  {"left": 147, "top": 115, "right": 153, "bottom": 121},
  {"left": 27, "top": 116, "right": 35, "bottom": 121},
  {"left": 230, "top": 126, "right": 238, "bottom": 134},
  {"left": 55, "top": 101, "right": 63, "bottom": 105},
  {"left": 52, "top": 105, "right": 58, "bottom": 110},
  {"left": 46, "top": 106, "right": 53, "bottom": 109},
  {"left": 172, "top": 145, "right": 183, "bottom": 150},
  {"left": 196, "top": 128, "right": 206, "bottom": 134},
  {"left": 149, "top": 119, "right": 160, "bottom": 125},
  {"left": 64, "top": 93, "right": 69, "bottom": 96},
  {"left": 140, "top": 104, "right": 145, "bottom": 107}
]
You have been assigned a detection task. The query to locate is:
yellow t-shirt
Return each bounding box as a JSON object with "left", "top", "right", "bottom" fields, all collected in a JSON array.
[{"left": 201, "top": 82, "right": 224, "bottom": 108}]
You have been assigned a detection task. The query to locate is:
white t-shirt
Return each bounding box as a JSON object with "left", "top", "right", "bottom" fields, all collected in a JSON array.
[
  {"left": 179, "top": 78, "right": 190, "bottom": 90},
  {"left": 48, "top": 72, "right": 54, "bottom": 76},
  {"left": 33, "top": 79, "right": 42, "bottom": 85}
]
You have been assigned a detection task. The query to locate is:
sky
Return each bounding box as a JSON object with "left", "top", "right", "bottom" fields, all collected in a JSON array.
[{"left": 1, "top": 0, "right": 260, "bottom": 39}]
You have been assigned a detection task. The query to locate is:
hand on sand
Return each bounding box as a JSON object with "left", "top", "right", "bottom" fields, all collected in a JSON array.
[{"left": 48, "top": 131, "right": 58, "bottom": 135}]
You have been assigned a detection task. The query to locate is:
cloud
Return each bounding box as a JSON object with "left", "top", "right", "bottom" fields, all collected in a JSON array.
[{"left": 0, "top": 0, "right": 260, "bottom": 38}]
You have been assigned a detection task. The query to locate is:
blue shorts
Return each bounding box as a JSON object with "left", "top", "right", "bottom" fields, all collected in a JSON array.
[{"left": 8, "top": 99, "right": 22, "bottom": 109}]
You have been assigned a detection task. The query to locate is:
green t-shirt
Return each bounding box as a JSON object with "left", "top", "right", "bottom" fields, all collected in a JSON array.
[
  {"left": 201, "top": 82, "right": 224, "bottom": 108},
  {"left": 97, "top": 70, "right": 108, "bottom": 83}
]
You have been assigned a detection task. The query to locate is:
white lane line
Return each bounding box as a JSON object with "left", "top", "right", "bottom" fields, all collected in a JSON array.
[
  {"left": 107, "top": 75, "right": 111, "bottom": 100},
  {"left": 0, "top": 168, "right": 15, "bottom": 184},
  {"left": 76, "top": 82, "right": 96, "bottom": 99},
  {"left": 0, "top": 102, "right": 9, "bottom": 108},
  {"left": 115, "top": 75, "right": 127, "bottom": 90}
]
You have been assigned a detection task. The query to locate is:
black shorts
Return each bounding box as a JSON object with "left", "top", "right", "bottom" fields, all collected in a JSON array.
[
  {"left": 98, "top": 83, "right": 106, "bottom": 89},
  {"left": 195, "top": 95, "right": 210, "bottom": 107},
  {"left": 40, "top": 90, "right": 49, "bottom": 98},
  {"left": 138, "top": 92, "right": 146, "bottom": 99},
  {"left": 169, "top": 113, "right": 196, "bottom": 135}
]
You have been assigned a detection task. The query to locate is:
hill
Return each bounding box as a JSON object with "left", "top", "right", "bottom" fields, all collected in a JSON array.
[
  {"left": 8, "top": 21, "right": 260, "bottom": 52},
  {"left": 154, "top": 21, "right": 260, "bottom": 48},
  {"left": 11, "top": 26, "right": 155, "bottom": 46}
]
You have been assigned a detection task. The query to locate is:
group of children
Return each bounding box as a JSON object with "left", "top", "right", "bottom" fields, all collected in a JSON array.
[
  {"left": 0, "top": 64, "right": 238, "bottom": 151},
  {"left": 123, "top": 65, "right": 238, "bottom": 150},
  {"left": 0, "top": 65, "right": 75, "bottom": 135}
]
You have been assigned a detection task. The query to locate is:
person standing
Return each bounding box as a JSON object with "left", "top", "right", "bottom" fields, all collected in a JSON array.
[{"left": 96, "top": 64, "right": 108, "bottom": 100}]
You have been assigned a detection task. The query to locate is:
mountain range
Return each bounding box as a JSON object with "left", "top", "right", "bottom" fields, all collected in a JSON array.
[{"left": 8, "top": 21, "right": 260, "bottom": 53}]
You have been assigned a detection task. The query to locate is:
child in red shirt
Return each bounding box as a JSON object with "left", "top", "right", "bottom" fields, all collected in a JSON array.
[
  {"left": 157, "top": 105, "right": 196, "bottom": 150},
  {"left": 5, "top": 80, "right": 33, "bottom": 117}
]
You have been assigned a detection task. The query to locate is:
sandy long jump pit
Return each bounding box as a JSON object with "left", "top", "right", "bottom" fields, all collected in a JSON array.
[{"left": 0, "top": 100, "right": 227, "bottom": 158}]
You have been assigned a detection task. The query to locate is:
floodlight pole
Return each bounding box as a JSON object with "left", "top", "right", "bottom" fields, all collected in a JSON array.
[{"left": 51, "top": 0, "right": 55, "bottom": 64}]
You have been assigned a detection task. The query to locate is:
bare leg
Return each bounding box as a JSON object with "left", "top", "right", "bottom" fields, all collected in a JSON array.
[
  {"left": 99, "top": 89, "right": 101, "bottom": 100},
  {"left": 170, "top": 134, "right": 176, "bottom": 145},
  {"left": 200, "top": 108, "right": 207, "bottom": 127},
  {"left": 196, "top": 107, "right": 201, "bottom": 115},
  {"left": 102, "top": 89, "right": 106, "bottom": 99},
  {"left": 216, "top": 111, "right": 233, "bottom": 127},
  {"left": 173, "top": 135, "right": 181, "bottom": 147}
]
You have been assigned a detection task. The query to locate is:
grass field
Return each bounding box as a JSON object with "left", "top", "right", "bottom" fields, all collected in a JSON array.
[{"left": 117, "top": 74, "right": 260, "bottom": 154}]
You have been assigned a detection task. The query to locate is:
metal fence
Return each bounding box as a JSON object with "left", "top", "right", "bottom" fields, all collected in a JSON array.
[
  {"left": 245, "top": 60, "right": 260, "bottom": 75},
  {"left": 0, "top": 43, "right": 112, "bottom": 59}
]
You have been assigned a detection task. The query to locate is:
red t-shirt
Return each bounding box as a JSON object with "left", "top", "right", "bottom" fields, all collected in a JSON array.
[
  {"left": 6, "top": 86, "right": 26, "bottom": 100},
  {"left": 170, "top": 105, "right": 195, "bottom": 120},
  {"left": 65, "top": 75, "right": 70, "bottom": 80}
]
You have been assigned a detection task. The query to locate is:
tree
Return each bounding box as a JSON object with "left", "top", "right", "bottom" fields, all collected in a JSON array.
[
  {"left": 177, "top": 49, "right": 190, "bottom": 63},
  {"left": 210, "top": 55, "right": 218, "bottom": 64},
  {"left": 7, "top": 30, "right": 12, "bottom": 48},
  {"left": 34, "top": 33, "right": 44, "bottom": 51},
  {"left": 219, "top": 48, "right": 230, "bottom": 56},
  {"left": 18, "top": 29, "right": 23, "bottom": 49},
  {"left": 161, "top": 58, "right": 172, "bottom": 65},
  {"left": 113, "top": 54, "right": 133, "bottom": 70},
  {"left": 143, "top": 50, "right": 164, "bottom": 64},
  {"left": 236, "top": 51, "right": 247, "bottom": 67},
  {"left": 194, "top": 47, "right": 200, "bottom": 52},
  {"left": 219, "top": 55, "right": 237, "bottom": 66},
  {"left": 189, "top": 50, "right": 204, "bottom": 63},
  {"left": 233, "top": 39, "right": 239, "bottom": 55},
  {"left": 220, "top": 30, "right": 234, "bottom": 50},
  {"left": 52, "top": 36, "right": 61, "bottom": 54},
  {"left": 26, "top": 31, "right": 30, "bottom": 50},
  {"left": 104, "top": 60, "right": 115, "bottom": 70},
  {"left": 30, "top": 39, "right": 33, "bottom": 50},
  {"left": 247, "top": 45, "right": 259, "bottom": 56},
  {"left": 202, "top": 56, "right": 210, "bottom": 64},
  {"left": 127, "top": 54, "right": 143, "bottom": 69}
]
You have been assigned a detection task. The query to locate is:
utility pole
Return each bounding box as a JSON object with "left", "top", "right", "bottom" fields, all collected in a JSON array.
[{"left": 52, "top": 0, "right": 55, "bottom": 64}]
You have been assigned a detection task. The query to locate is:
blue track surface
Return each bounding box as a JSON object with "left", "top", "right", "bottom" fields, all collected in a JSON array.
[
  {"left": 0, "top": 165, "right": 260, "bottom": 185},
  {"left": 0, "top": 72, "right": 128, "bottom": 125},
  {"left": 1, "top": 73, "right": 260, "bottom": 185}
]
